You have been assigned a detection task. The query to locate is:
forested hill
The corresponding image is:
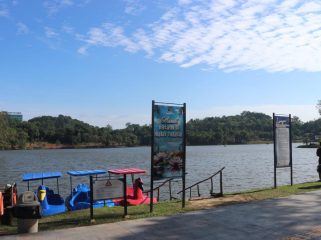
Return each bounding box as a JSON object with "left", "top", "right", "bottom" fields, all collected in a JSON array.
[
  {"left": 187, "top": 111, "right": 273, "bottom": 145},
  {"left": 0, "top": 111, "right": 320, "bottom": 150}
]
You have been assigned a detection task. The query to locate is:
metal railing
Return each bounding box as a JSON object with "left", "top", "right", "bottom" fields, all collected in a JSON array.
[
  {"left": 144, "top": 178, "right": 177, "bottom": 201},
  {"left": 177, "top": 167, "right": 225, "bottom": 200}
]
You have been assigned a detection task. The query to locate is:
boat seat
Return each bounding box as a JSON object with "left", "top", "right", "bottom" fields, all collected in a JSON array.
[
  {"left": 74, "top": 192, "right": 89, "bottom": 204},
  {"left": 44, "top": 187, "right": 54, "bottom": 196},
  {"left": 47, "top": 190, "right": 54, "bottom": 196},
  {"left": 47, "top": 194, "right": 64, "bottom": 205}
]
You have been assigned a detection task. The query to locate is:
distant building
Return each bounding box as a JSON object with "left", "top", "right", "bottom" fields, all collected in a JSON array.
[{"left": 1, "top": 111, "right": 23, "bottom": 122}]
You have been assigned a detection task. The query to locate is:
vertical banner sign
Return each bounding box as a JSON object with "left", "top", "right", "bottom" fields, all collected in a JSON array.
[
  {"left": 150, "top": 101, "right": 186, "bottom": 212},
  {"left": 153, "top": 104, "right": 185, "bottom": 179},
  {"left": 273, "top": 113, "right": 293, "bottom": 188},
  {"left": 275, "top": 115, "right": 290, "bottom": 167}
]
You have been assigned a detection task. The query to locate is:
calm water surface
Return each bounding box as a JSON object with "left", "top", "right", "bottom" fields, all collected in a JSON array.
[{"left": 0, "top": 144, "right": 317, "bottom": 199}]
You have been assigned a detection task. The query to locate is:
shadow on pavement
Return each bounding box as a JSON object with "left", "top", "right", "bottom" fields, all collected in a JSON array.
[{"left": 108, "top": 192, "right": 321, "bottom": 240}]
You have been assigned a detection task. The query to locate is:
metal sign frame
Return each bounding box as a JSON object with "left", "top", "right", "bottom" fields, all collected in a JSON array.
[
  {"left": 89, "top": 175, "right": 123, "bottom": 221},
  {"left": 273, "top": 113, "right": 293, "bottom": 188},
  {"left": 150, "top": 100, "right": 186, "bottom": 213}
]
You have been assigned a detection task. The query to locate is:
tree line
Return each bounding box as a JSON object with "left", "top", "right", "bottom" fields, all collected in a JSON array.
[{"left": 0, "top": 111, "right": 320, "bottom": 150}]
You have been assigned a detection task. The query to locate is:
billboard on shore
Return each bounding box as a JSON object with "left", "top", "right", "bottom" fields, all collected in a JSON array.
[
  {"left": 152, "top": 103, "right": 185, "bottom": 180},
  {"left": 274, "top": 115, "right": 291, "bottom": 167}
]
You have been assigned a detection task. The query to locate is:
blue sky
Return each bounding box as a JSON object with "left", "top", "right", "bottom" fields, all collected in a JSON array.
[{"left": 1, "top": 0, "right": 321, "bottom": 128}]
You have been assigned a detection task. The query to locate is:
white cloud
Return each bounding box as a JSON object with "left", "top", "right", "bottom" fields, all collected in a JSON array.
[
  {"left": 43, "top": 0, "right": 74, "bottom": 15},
  {"left": 78, "top": 0, "right": 321, "bottom": 72},
  {"left": 296, "top": 1, "right": 321, "bottom": 13},
  {"left": 77, "top": 45, "right": 88, "bottom": 55},
  {"left": 61, "top": 24, "right": 74, "bottom": 34},
  {"left": 178, "top": 0, "right": 192, "bottom": 6},
  {"left": 277, "top": 0, "right": 300, "bottom": 10},
  {"left": 16, "top": 22, "right": 29, "bottom": 34},
  {"left": 0, "top": 2, "right": 9, "bottom": 17},
  {"left": 133, "top": 29, "right": 154, "bottom": 55},
  {"left": 77, "top": 23, "right": 138, "bottom": 53},
  {"left": 44, "top": 27, "right": 58, "bottom": 38},
  {"left": 124, "top": 0, "right": 145, "bottom": 15}
]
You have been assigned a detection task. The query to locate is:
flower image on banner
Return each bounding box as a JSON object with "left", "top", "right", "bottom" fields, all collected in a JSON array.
[{"left": 153, "top": 104, "right": 185, "bottom": 180}]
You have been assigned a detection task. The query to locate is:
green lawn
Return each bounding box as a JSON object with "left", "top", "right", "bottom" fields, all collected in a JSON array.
[
  {"left": 1, "top": 181, "right": 321, "bottom": 236},
  {"left": 231, "top": 181, "right": 321, "bottom": 200}
]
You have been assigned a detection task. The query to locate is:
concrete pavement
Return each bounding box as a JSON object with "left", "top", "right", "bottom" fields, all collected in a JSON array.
[{"left": 3, "top": 190, "right": 321, "bottom": 240}]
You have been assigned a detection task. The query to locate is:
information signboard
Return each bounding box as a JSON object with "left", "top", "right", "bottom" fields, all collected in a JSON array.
[
  {"left": 150, "top": 101, "right": 186, "bottom": 212},
  {"left": 92, "top": 178, "right": 123, "bottom": 200},
  {"left": 90, "top": 177, "right": 124, "bottom": 221},
  {"left": 273, "top": 113, "right": 293, "bottom": 188},
  {"left": 275, "top": 115, "right": 290, "bottom": 167},
  {"left": 152, "top": 103, "right": 185, "bottom": 180}
]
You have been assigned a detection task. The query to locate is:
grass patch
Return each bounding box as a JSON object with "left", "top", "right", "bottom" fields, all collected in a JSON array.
[
  {"left": 1, "top": 181, "right": 321, "bottom": 236},
  {"left": 39, "top": 200, "right": 188, "bottom": 231},
  {"left": 229, "top": 181, "right": 321, "bottom": 200}
]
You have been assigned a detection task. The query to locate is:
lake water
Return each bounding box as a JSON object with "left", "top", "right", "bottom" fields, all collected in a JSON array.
[{"left": 0, "top": 144, "right": 318, "bottom": 200}]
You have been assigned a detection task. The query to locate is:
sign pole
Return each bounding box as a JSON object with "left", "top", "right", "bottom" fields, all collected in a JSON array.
[
  {"left": 150, "top": 100, "right": 155, "bottom": 213},
  {"left": 123, "top": 174, "right": 128, "bottom": 217},
  {"left": 90, "top": 176, "right": 94, "bottom": 222},
  {"left": 273, "top": 113, "right": 277, "bottom": 188},
  {"left": 182, "top": 103, "right": 186, "bottom": 208},
  {"left": 289, "top": 114, "right": 293, "bottom": 186}
]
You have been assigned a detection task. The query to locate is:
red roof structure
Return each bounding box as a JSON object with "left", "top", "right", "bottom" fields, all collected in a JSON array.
[{"left": 108, "top": 168, "right": 146, "bottom": 175}]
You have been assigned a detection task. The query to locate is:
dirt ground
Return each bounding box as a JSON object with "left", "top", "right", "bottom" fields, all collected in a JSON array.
[{"left": 188, "top": 194, "right": 257, "bottom": 209}]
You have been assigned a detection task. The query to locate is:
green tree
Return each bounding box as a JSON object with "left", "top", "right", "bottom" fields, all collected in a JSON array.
[
  {"left": 317, "top": 100, "right": 321, "bottom": 116},
  {"left": 0, "top": 113, "right": 11, "bottom": 149}
]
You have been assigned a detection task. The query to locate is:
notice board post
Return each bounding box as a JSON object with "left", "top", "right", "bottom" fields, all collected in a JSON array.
[
  {"left": 90, "top": 176, "right": 94, "bottom": 222},
  {"left": 273, "top": 113, "right": 293, "bottom": 188},
  {"left": 182, "top": 103, "right": 186, "bottom": 208},
  {"left": 150, "top": 100, "right": 155, "bottom": 213},
  {"left": 150, "top": 101, "right": 186, "bottom": 213},
  {"left": 90, "top": 174, "right": 125, "bottom": 220}
]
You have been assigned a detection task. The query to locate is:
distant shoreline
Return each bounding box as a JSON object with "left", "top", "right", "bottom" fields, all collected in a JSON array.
[
  {"left": 1, "top": 141, "right": 274, "bottom": 151},
  {"left": 24, "top": 143, "right": 136, "bottom": 150},
  {"left": 1, "top": 141, "right": 312, "bottom": 151}
]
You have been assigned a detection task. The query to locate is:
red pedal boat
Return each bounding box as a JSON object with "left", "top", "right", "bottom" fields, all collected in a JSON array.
[{"left": 108, "top": 168, "right": 157, "bottom": 206}]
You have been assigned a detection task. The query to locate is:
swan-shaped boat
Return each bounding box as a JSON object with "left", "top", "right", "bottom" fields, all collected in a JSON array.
[
  {"left": 113, "top": 177, "right": 157, "bottom": 206},
  {"left": 22, "top": 172, "right": 66, "bottom": 216},
  {"left": 108, "top": 168, "right": 157, "bottom": 206}
]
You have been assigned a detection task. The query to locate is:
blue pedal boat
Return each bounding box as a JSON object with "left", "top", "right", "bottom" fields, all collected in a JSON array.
[
  {"left": 66, "top": 170, "right": 114, "bottom": 211},
  {"left": 22, "top": 172, "right": 66, "bottom": 217}
]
